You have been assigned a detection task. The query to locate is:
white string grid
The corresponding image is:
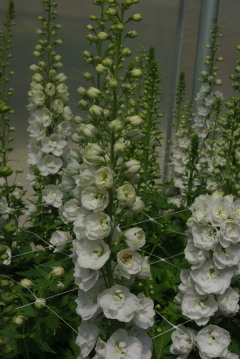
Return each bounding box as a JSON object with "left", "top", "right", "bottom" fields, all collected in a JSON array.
[{"left": 3, "top": 207, "right": 192, "bottom": 355}]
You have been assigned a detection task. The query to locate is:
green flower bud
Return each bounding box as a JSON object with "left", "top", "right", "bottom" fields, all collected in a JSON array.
[
  {"left": 0, "top": 166, "right": 13, "bottom": 177},
  {"left": 132, "top": 13, "right": 142, "bottom": 21},
  {"left": 122, "top": 48, "right": 132, "bottom": 57},
  {"left": 34, "top": 298, "right": 46, "bottom": 309},
  {"left": 130, "top": 68, "right": 142, "bottom": 78},
  {"left": 126, "top": 30, "right": 138, "bottom": 38},
  {"left": 51, "top": 266, "right": 65, "bottom": 276},
  {"left": 97, "top": 31, "right": 109, "bottom": 41},
  {"left": 13, "top": 315, "right": 25, "bottom": 325}
]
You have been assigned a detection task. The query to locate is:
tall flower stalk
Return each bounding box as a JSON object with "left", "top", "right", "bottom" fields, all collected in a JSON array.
[{"left": 58, "top": 0, "right": 155, "bottom": 357}]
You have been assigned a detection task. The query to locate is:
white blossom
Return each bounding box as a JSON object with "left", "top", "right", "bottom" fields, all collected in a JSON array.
[
  {"left": 85, "top": 212, "right": 111, "bottom": 240},
  {"left": 117, "top": 249, "right": 142, "bottom": 278},
  {"left": 73, "top": 238, "right": 110, "bottom": 270},
  {"left": 75, "top": 288, "right": 99, "bottom": 320},
  {"left": 191, "top": 259, "right": 234, "bottom": 295},
  {"left": 59, "top": 199, "right": 81, "bottom": 223},
  {"left": 38, "top": 154, "right": 63, "bottom": 176},
  {"left": 73, "top": 208, "right": 91, "bottom": 240},
  {"left": 73, "top": 261, "right": 99, "bottom": 292},
  {"left": 181, "top": 292, "right": 218, "bottom": 325},
  {"left": 42, "top": 185, "right": 63, "bottom": 208},
  {"left": 98, "top": 285, "right": 138, "bottom": 322},
  {"left": 213, "top": 243, "right": 240, "bottom": 269},
  {"left": 196, "top": 325, "right": 231, "bottom": 358},
  {"left": 132, "top": 293, "right": 155, "bottom": 329},
  {"left": 49, "top": 230, "right": 71, "bottom": 253},
  {"left": 105, "top": 328, "right": 143, "bottom": 359},
  {"left": 124, "top": 227, "right": 145, "bottom": 249},
  {"left": 170, "top": 325, "right": 196, "bottom": 359},
  {"left": 41, "top": 134, "right": 67, "bottom": 156},
  {"left": 76, "top": 320, "right": 99, "bottom": 358},
  {"left": 217, "top": 287, "right": 240, "bottom": 316},
  {"left": 116, "top": 183, "right": 136, "bottom": 206},
  {"left": 94, "top": 166, "right": 114, "bottom": 189},
  {"left": 81, "top": 186, "right": 109, "bottom": 212}
]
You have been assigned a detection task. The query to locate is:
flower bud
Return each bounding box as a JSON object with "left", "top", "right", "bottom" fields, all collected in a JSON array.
[
  {"left": 86, "top": 87, "right": 101, "bottom": 99},
  {"left": 102, "top": 58, "right": 113, "bottom": 67},
  {"left": 0, "top": 177, "right": 6, "bottom": 187},
  {"left": 20, "top": 278, "right": 34, "bottom": 288},
  {"left": 132, "top": 13, "right": 142, "bottom": 21},
  {"left": 51, "top": 266, "right": 65, "bottom": 276},
  {"left": 122, "top": 48, "right": 132, "bottom": 57},
  {"left": 127, "top": 115, "right": 144, "bottom": 126},
  {"left": 77, "top": 124, "right": 99, "bottom": 138},
  {"left": 97, "top": 31, "right": 109, "bottom": 41},
  {"left": 34, "top": 298, "right": 46, "bottom": 309},
  {"left": 89, "top": 105, "right": 104, "bottom": 117},
  {"left": 13, "top": 315, "right": 25, "bottom": 325},
  {"left": 130, "top": 68, "right": 142, "bottom": 78},
  {"left": 95, "top": 64, "right": 108, "bottom": 74},
  {"left": 106, "top": 7, "right": 117, "bottom": 16},
  {"left": 125, "top": 159, "right": 141, "bottom": 174},
  {"left": 126, "top": 30, "right": 138, "bottom": 38},
  {"left": 108, "top": 119, "right": 123, "bottom": 132}
]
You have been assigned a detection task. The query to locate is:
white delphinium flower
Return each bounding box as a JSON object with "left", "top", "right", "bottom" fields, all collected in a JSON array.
[
  {"left": 196, "top": 325, "right": 231, "bottom": 358},
  {"left": 0, "top": 197, "right": 10, "bottom": 214},
  {"left": 73, "top": 261, "right": 99, "bottom": 292},
  {"left": 181, "top": 292, "right": 218, "bottom": 325},
  {"left": 74, "top": 163, "right": 96, "bottom": 187},
  {"left": 178, "top": 269, "right": 195, "bottom": 294},
  {"left": 83, "top": 143, "right": 104, "bottom": 164},
  {"left": 170, "top": 325, "right": 196, "bottom": 359},
  {"left": 116, "top": 183, "right": 136, "bottom": 206},
  {"left": 191, "top": 223, "right": 218, "bottom": 250},
  {"left": 76, "top": 320, "right": 99, "bottom": 358},
  {"left": 81, "top": 186, "right": 109, "bottom": 212},
  {"left": 209, "top": 195, "right": 233, "bottom": 226},
  {"left": 73, "top": 238, "right": 110, "bottom": 270},
  {"left": 94, "top": 166, "right": 114, "bottom": 189},
  {"left": 123, "top": 227, "right": 145, "bottom": 249},
  {"left": 219, "top": 221, "right": 240, "bottom": 247},
  {"left": 49, "top": 230, "right": 71, "bottom": 253},
  {"left": 132, "top": 293, "right": 155, "bottom": 329},
  {"left": 75, "top": 288, "right": 99, "bottom": 320},
  {"left": 117, "top": 249, "right": 142, "bottom": 278},
  {"left": 137, "top": 256, "right": 151, "bottom": 279},
  {"left": 232, "top": 200, "right": 240, "bottom": 223},
  {"left": 42, "top": 185, "right": 63, "bottom": 208},
  {"left": 38, "top": 154, "right": 63, "bottom": 176},
  {"left": 28, "top": 107, "right": 52, "bottom": 128},
  {"left": 73, "top": 208, "right": 91, "bottom": 240},
  {"left": 220, "top": 351, "right": 240, "bottom": 359},
  {"left": 129, "top": 328, "right": 153, "bottom": 359},
  {"left": 41, "top": 134, "right": 67, "bottom": 156},
  {"left": 184, "top": 240, "right": 210, "bottom": 268},
  {"left": 85, "top": 212, "right": 111, "bottom": 240},
  {"left": 59, "top": 199, "right": 81, "bottom": 223},
  {"left": 190, "top": 194, "right": 211, "bottom": 225},
  {"left": 92, "top": 338, "right": 106, "bottom": 359},
  {"left": 98, "top": 285, "right": 138, "bottom": 322},
  {"left": 213, "top": 243, "right": 240, "bottom": 269},
  {"left": 217, "top": 287, "right": 240, "bottom": 316},
  {"left": 105, "top": 328, "right": 143, "bottom": 359},
  {"left": 191, "top": 259, "right": 234, "bottom": 295}
]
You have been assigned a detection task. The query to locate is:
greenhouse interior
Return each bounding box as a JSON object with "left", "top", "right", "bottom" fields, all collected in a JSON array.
[{"left": 0, "top": 0, "right": 240, "bottom": 358}]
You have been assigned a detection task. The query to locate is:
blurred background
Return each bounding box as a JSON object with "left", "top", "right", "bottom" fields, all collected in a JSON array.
[{"left": 0, "top": 0, "right": 240, "bottom": 185}]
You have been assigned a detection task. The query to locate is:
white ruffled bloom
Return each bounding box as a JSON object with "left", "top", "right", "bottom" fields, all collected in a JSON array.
[
  {"left": 94, "top": 166, "right": 114, "bottom": 189},
  {"left": 184, "top": 240, "right": 210, "bottom": 268},
  {"left": 81, "top": 186, "right": 109, "bottom": 212},
  {"left": 137, "top": 256, "right": 151, "bottom": 279},
  {"left": 220, "top": 351, "right": 240, "bottom": 359},
  {"left": 190, "top": 194, "right": 211, "bottom": 225},
  {"left": 93, "top": 338, "right": 106, "bottom": 359},
  {"left": 59, "top": 199, "right": 81, "bottom": 223},
  {"left": 105, "top": 328, "right": 143, "bottom": 359},
  {"left": 41, "top": 134, "right": 67, "bottom": 156},
  {"left": 181, "top": 292, "right": 218, "bottom": 325},
  {"left": 98, "top": 285, "right": 138, "bottom": 322},
  {"left": 170, "top": 325, "right": 196, "bottom": 359},
  {"left": 73, "top": 261, "right": 99, "bottom": 292},
  {"left": 213, "top": 243, "right": 240, "bottom": 269},
  {"left": 124, "top": 227, "right": 145, "bottom": 249},
  {"left": 74, "top": 163, "right": 96, "bottom": 187},
  {"left": 42, "top": 185, "right": 63, "bottom": 208},
  {"left": 132, "top": 293, "right": 155, "bottom": 329},
  {"left": 76, "top": 320, "right": 99, "bottom": 358},
  {"left": 196, "top": 325, "right": 231, "bottom": 358},
  {"left": 117, "top": 249, "right": 142, "bottom": 278},
  {"left": 73, "top": 208, "right": 91, "bottom": 240},
  {"left": 28, "top": 107, "right": 52, "bottom": 127},
  {"left": 209, "top": 195, "right": 233, "bottom": 226},
  {"left": 129, "top": 328, "right": 153, "bottom": 359},
  {"left": 178, "top": 269, "right": 195, "bottom": 294},
  {"left": 219, "top": 221, "right": 240, "bottom": 247},
  {"left": 73, "top": 238, "right": 110, "bottom": 270},
  {"left": 116, "top": 183, "right": 136, "bottom": 206},
  {"left": 191, "top": 259, "right": 234, "bottom": 295},
  {"left": 38, "top": 154, "right": 63, "bottom": 176},
  {"left": 217, "top": 287, "right": 240, "bottom": 316},
  {"left": 49, "top": 230, "right": 71, "bottom": 253},
  {"left": 191, "top": 223, "right": 218, "bottom": 250},
  {"left": 85, "top": 212, "right": 111, "bottom": 240},
  {"left": 75, "top": 288, "right": 99, "bottom": 320}
]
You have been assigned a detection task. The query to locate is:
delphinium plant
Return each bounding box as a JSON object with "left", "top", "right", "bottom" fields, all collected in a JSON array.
[
  {"left": 0, "top": 1, "right": 27, "bottom": 356},
  {"left": 57, "top": 0, "right": 162, "bottom": 358},
  {"left": 5, "top": 0, "right": 79, "bottom": 357}
]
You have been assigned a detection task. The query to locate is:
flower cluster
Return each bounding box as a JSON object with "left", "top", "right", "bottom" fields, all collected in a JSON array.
[
  {"left": 27, "top": 0, "right": 73, "bottom": 192},
  {"left": 171, "top": 192, "right": 240, "bottom": 359}
]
